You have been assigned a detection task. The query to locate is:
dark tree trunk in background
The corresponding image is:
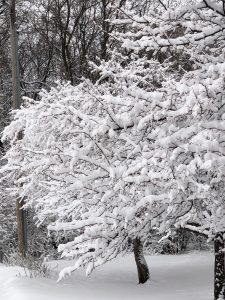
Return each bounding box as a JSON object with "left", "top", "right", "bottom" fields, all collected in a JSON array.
[
  {"left": 214, "top": 232, "right": 225, "bottom": 300},
  {"left": 0, "top": 140, "right": 3, "bottom": 151},
  {"left": 10, "top": 0, "right": 27, "bottom": 258},
  {"left": 133, "top": 237, "right": 149, "bottom": 284}
]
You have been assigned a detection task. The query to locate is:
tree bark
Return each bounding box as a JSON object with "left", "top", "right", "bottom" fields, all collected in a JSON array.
[
  {"left": 16, "top": 199, "right": 27, "bottom": 257},
  {"left": 133, "top": 237, "right": 149, "bottom": 284},
  {"left": 214, "top": 232, "right": 225, "bottom": 300}
]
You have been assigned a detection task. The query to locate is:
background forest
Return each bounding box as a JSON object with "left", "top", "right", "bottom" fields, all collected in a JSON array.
[{"left": 0, "top": 1, "right": 225, "bottom": 300}]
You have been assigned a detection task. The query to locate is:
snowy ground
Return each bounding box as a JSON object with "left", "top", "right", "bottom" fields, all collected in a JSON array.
[{"left": 0, "top": 252, "right": 213, "bottom": 300}]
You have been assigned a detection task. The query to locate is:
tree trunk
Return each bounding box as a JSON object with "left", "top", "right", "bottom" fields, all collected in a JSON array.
[
  {"left": 214, "top": 232, "right": 225, "bottom": 300},
  {"left": 9, "top": 0, "right": 21, "bottom": 110},
  {"left": 10, "top": 0, "right": 27, "bottom": 257},
  {"left": 16, "top": 199, "right": 27, "bottom": 257},
  {"left": 133, "top": 237, "right": 149, "bottom": 284}
]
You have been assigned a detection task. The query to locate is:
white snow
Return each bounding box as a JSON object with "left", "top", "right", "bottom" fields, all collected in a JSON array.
[{"left": 0, "top": 252, "right": 213, "bottom": 300}]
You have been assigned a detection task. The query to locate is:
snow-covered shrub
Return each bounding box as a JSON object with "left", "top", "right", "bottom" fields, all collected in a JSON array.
[{"left": 4, "top": 251, "right": 50, "bottom": 278}]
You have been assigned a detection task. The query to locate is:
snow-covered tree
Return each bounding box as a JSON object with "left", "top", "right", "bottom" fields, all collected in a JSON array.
[
  {"left": 3, "top": 1, "right": 225, "bottom": 298},
  {"left": 0, "top": 78, "right": 153, "bottom": 281},
  {"left": 113, "top": 1, "right": 225, "bottom": 298},
  {"left": 0, "top": 39, "right": 174, "bottom": 281}
]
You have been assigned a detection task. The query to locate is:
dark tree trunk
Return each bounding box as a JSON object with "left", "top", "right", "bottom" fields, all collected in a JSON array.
[
  {"left": 133, "top": 237, "right": 149, "bottom": 284},
  {"left": 214, "top": 232, "right": 225, "bottom": 300},
  {"left": 0, "top": 140, "right": 3, "bottom": 151}
]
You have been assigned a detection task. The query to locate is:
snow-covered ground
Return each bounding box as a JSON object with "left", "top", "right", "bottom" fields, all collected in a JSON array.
[{"left": 0, "top": 252, "right": 213, "bottom": 300}]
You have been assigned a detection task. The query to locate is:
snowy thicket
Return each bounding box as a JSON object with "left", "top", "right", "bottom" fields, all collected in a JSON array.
[
  {"left": 2, "top": 1, "right": 225, "bottom": 297},
  {"left": 0, "top": 146, "right": 17, "bottom": 261},
  {"left": 0, "top": 147, "right": 54, "bottom": 261}
]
